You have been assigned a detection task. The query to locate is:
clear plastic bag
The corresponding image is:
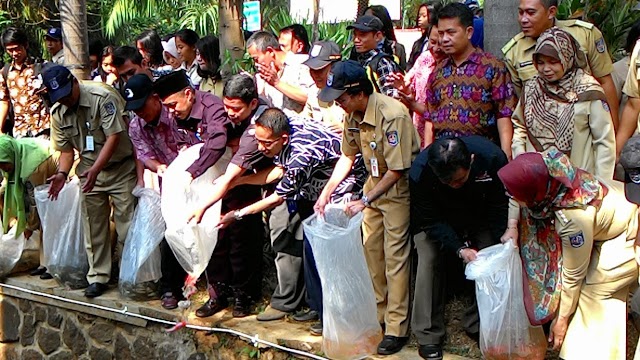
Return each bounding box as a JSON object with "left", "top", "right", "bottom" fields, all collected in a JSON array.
[
  {"left": 0, "top": 221, "right": 25, "bottom": 277},
  {"left": 303, "top": 208, "right": 382, "bottom": 360},
  {"left": 119, "top": 186, "right": 165, "bottom": 300},
  {"left": 161, "top": 144, "right": 231, "bottom": 279},
  {"left": 34, "top": 177, "right": 89, "bottom": 289},
  {"left": 465, "top": 240, "right": 547, "bottom": 360}
]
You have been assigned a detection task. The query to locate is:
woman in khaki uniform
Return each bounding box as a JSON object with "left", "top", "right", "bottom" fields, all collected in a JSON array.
[
  {"left": 511, "top": 27, "right": 615, "bottom": 180},
  {"left": 0, "top": 135, "right": 63, "bottom": 278},
  {"left": 498, "top": 148, "right": 638, "bottom": 360}
]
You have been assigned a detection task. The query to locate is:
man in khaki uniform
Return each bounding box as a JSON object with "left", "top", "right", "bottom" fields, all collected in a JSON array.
[
  {"left": 43, "top": 65, "right": 138, "bottom": 298},
  {"left": 615, "top": 41, "right": 640, "bottom": 158},
  {"left": 316, "top": 60, "right": 420, "bottom": 355},
  {"left": 502, "top": 0, "right": 619, "bottom": 124}
]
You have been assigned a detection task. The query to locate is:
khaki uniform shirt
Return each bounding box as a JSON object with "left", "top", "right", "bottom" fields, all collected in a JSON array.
[
  {"left": 50, "top": 83, "right": 132, "bottom": 174},
  {"left": 303, "top": 92, "right": 346, "bottom": 134},
  {"left": 502, "top": 19, "right": 613, "bottom": 97},
  {"left": 342, "top": 93, "right": 419, "bottom": 175}
]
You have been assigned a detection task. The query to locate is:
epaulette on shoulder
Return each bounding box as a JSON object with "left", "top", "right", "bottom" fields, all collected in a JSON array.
[{"left": 501, "top": 33, "right": 524, "bottom": 54}]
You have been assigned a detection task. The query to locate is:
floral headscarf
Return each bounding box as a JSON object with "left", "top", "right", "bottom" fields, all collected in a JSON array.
[{"left": 523, "top": 27, "right": 606, "bottom": 153}]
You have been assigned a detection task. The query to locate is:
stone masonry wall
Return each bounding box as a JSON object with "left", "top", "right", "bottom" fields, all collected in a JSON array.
[{"left": 0, "top": 294, "right": 294, "bottom": 360}]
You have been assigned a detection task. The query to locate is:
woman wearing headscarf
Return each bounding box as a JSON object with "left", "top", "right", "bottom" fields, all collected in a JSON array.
[
  {"left": 511, "top": 28, "right": 615, "bottom": 180},
  {"left": 0, "top": 135, "right": 60, "bottom": 278},
  {"left": 497, "top": 148, "right": 638, "bottom": 360}
]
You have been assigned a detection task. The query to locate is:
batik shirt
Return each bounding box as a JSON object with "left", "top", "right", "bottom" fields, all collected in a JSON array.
[
  {"left": 424, "top": 48, "right": 516, "bottom": 145},
  {"left": 274, "top": 117, "right": 366, "bottom": 202},
  {"left": 0, "top": 59, "right": 49, "bottom": 137}
]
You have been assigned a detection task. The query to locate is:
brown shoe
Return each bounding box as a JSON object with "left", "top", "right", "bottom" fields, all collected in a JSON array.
[
  {"left": 195, "top": 298, "right": 229, "bottom": 318},
  {"left": 256, "top": 305, "right": 289, "bottom": 321}
]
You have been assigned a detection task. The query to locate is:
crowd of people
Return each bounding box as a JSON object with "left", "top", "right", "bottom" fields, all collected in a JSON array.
[{"left": 2, "top": 0, "right": 640, "bottom": 359}]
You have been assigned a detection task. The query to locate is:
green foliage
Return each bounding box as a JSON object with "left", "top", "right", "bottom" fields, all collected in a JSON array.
[{"left": 239, "top": 345, "right": 261, "bottom": 359}]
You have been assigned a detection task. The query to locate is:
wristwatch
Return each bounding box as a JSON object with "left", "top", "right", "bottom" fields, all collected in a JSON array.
[
  {"left": 233, "top": 210, "right": 244, "bottom": 221},
  {"left": 457, "top": 242, "right": 470, "bottom": 259},
  {"left": 57, "top": 170, "right": 69, "bottom": 179},
  {"left": 361, "top": 195, "right": 371, "bottom": 207}
]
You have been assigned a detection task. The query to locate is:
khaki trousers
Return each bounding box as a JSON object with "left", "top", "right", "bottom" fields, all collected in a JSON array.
[
  {"left": 80, "top": 158, "right": 136, "bottom": 284},
  {"left": 362, "top": 174, "right": 411, "bottom": 337}
]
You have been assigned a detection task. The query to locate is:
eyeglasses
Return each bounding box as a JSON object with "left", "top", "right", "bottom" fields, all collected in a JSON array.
[{"left": 255, "top": 137, "right": 281, "bottom": 147}]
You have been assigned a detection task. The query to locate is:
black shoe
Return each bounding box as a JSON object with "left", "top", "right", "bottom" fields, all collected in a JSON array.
[
  {"left": 39, "top": 272, "right": 53, "bottom": 280},
  {"left": 377, "top": 335, "right": 408, "bottom": 355},
  {"left": 232, "top": 296, "right": 252, "bottom": 318},
  {"left": 195, "top": 298, "right": 229, "bottom": 318},
  {"left": 309, "top": 321, "right": 323, "bottom": 336},
  {"left": 84, "top": 283, "right": 108, "bottom": 298},
  {"left": 292, "top": 309, "right": 319, "bottom": 322},
  {"left": 30, "top": 266, "right": 46, "bottom": 276},
  {"left": 418, "top": 344, "right": 443, "bottom": 360}
]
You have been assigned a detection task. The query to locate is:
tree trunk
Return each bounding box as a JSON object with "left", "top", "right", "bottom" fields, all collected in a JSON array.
[
  {"left": 59, "top": 0, "right": 90, "bottom": 79},
  {"left": 484, "top": 0, "right": 520, "bottom": 58},
  {"left": 219, "top": 0, "right": 246, "bottom": 76},
  {"left": 312, "top": 0, "right": 320, "bottom": 42},
  {"left": 356, "top": 0, "right": 369, "bottom": 18}
]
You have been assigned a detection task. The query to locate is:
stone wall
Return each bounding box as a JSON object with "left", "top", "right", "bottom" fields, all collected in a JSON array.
[{"left": 0, "top": 294, "right": 294, "bottom": 360}]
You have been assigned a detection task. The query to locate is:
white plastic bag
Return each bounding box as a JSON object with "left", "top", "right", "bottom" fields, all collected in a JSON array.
[
  {"left": 34, "top": 177, "right": 88, "bottom": 289},
  {"left": 119, "top": 187, "right": 165, "bottom": 300},
  {"left": 303, "top": 207, "right": 382, "bottom": 360},
  {"left": 161, "top": 144, "right": 231, "bottom": 279},
  {"left": 465, "top": 240, "right": 546, "bottom": 360},
  {"left": 0, "top": 221, "right": 25, "bottom": 277}
]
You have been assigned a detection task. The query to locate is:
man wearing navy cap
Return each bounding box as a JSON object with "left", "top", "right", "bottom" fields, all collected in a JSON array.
[
  {"left": 124, "top": 74, "right": 198, "bottom": 309},
  {"left": 154, "top": 70, "right": 265, "bottom": 318},
  {"left": 348, "top": 15, "right": 401, "bottom": 97},
  {"left": 45, "top": 28, "right": 64, "bottom": 65},
  {"left": 316, "top": 60, "right": 419, "bottom": 355},
  {"left": 43, "top": 65, "right": 139, "bottom": 298}
]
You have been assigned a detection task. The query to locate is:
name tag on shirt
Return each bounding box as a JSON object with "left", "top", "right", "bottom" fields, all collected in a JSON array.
[
  {"left": 370, "top": 158, "right": 380, "bottom": 177},
  {"left": 347, "top": 128, "right": 360, "bottom": 133},
  {"left": 86, "top": 136, "right": 94, "bottom": 151}
]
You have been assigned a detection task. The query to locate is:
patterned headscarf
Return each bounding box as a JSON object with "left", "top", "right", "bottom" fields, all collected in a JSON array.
[
  {"left": 498, "top": 148, "right": 603, "bottom": 325},
  {"left": 523, "top": 27, "right": 606, "bottom": 153}
]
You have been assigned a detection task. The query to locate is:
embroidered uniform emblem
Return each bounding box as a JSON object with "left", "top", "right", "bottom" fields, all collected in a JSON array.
[
  {"left": 386, "top": 131, "right": 399, "bottom": 146},
  {"left": 103, "top": 102, "right": 116, "bottom": 116},
  {"left": 569, "top": 232, "right": 585, "bottom": 248}
]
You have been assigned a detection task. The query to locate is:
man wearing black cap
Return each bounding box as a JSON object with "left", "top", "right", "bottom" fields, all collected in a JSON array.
[
  {"left": 302, "top": 41, "right": 346, "bottom": 134},
  {"left": 124, "top": 74, "right": 199, "bottom": 309},
  {"left": 155, "top": 70, "right": 265, "bottom": 318},
  {"left": 620, "top": 135, "right": 640, "bottom": 205},
  {"left": 348, "top": 15, "right": 401, "bottom": 97},
  {"left": 43, "top": 65, "right": 138, "bottom": 298},
  {"left": 45, "top": 28, "right": 64, "bottom": 65},
  {"left": 316, "top": 60, "right": 419, "bottom": 355}
]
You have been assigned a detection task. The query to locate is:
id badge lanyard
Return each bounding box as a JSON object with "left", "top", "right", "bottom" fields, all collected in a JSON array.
[{"left": 85, "top": 121, "right": 95, "bottom": 151}]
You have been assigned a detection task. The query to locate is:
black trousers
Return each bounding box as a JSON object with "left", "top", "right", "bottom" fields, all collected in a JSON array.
[{"left": 205, "top": 185, "right": 264, "bottom": 300}]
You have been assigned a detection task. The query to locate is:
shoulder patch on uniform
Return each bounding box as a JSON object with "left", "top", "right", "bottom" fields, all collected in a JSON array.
[
  {"left": 103, "top": 101, "right": 116, "bottom": 116},
  {"left": 501, "top": 33, "right": 524, "bottom": 54},
  {"left": 574, "top": 20, "right": 594, "bottom": 29},
  {"left": 596, "top": 37, "right": 606, "bottom": 53},
  {"left": 601, "top": 100, "right": 610, "bottom": 112},
  {"left": 569, "top": 231, "right": 585, "bottom": 248},
  {"left": 386, "top": 130, "right": 399, "bottom": 146}
]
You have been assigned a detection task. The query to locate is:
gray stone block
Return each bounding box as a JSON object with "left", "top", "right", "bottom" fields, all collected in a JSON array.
[
  {"left": 89, "top": 347, "right": 112, "bottom": 360},
  {"left": 34, "top": 306, "right": 47, "bottom": 323},
  {"left": 21, "top": 349, "right": 44, "bottom": 360},
  {"left": 47, "top": 308, "right": 63, "bottom": 329},
  {"left": 114, "top": 333, "right": 131, "bottom": 360},
  {"left": 20, "top": 314, "right": 36, "bottom": 346},
  {"left": 132, "top": 337, "right": 154, "bottom": 359},
  {"left": 37, "top": 327, "right": 61, "bottom": 355},
  {"left": 88, "top": 322, "right": 115, "bottom": 345},
  {"left": 0, "top": 298, "right": 20, "bottom": 342},
  {"left": 50, "top": 350, "right": 74, "bottom": 360},
  {"left": 62, "top": 320, "right": 87, "bottom": 356}
]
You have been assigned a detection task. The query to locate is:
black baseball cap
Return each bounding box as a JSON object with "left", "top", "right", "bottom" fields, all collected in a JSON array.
[
  {"left": 42, "top": 65, "right": 74, "bottom": 104},
  {"left": 45, "top": 28, "right": 62, "bottom": 41},
  {"left": 347, "top": 15, "right": 384, "bottom": 33},
  {"left": 124, "top": 74, "right": 153, "bottom": 111},
  {"left": 318, "top": 60, "right": 367, "bottom": 103},
  {"left": 303, "top": 41, "right": 342, "bottom": 70},
  {"left": 153, "top": 70, "right": 191, "bottom": 99},
  {"left": 620, "top": 135, "right": 640, "bottom": 204}
]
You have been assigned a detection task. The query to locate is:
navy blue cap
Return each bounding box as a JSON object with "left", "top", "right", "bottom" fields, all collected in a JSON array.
[
  {"left": 124, "top": 74, "right": 153, "bottom": 111},
  {"left": 620, "top": 135, "right": 640, "bottom": 204},
  {"left": 42, "top": 65, "right": 74, "bottom": 104},
  {"left": 153, "top": 70, "right": 191, "bottom": 99},
  {"left": 45, "top": 28, "right": 62, "bottom": 41},
  {"left": 318, "top": 60, "right": 368, "bottom": 103},
  {"left": 464, "top": 0, "right": 480, "bottom": 9},
  {"left": 347, "top": 15, "right": 384, "bottom": 32},
  {"left": 303, "top": 41, "right": 342, "bottom": 70}
]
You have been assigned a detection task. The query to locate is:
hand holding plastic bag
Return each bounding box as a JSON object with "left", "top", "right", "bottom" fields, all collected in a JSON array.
[
  {"left": 465, "top": 240, "right": 546, "bottom": 360},
  {"left": 304, "top": 207, "right": 382, "bottom": 360},
  {"left": 161, "top": 144, "right": 231, "bottom": 280},
  {"left": 0, "top": 222, "right": 25, "bottom": 277},
  {"left": 35, "top": 177, "right": 88, "bottom": 289},
  {"left": 119, "top": 186, "right": 165, "bottom": 300}
]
